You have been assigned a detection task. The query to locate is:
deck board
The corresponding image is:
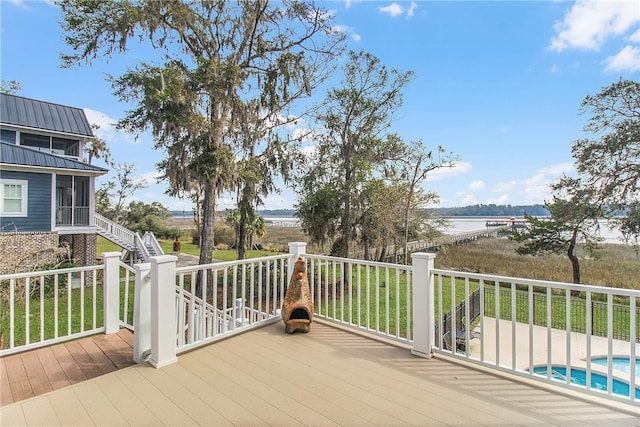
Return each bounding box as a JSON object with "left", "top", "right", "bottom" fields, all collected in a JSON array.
[
  {"left": 0, "top": 328, "right": 134, "bottom": 406},
  {"left": 1, "top": 322, "right": 638, "bottom": 426}
]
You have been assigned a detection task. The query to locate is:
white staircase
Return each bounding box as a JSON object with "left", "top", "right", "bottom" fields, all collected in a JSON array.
[{"left": 94, "top": 213, "right": 164, "bottom": 262}]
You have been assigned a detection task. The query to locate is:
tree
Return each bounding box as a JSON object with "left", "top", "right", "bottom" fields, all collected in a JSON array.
[
  {"left": 390, "top": 141, "right": 456, "bottom": 263},
  {"left": 84, "top": 124, "right": 112, "bottom": 166},
  {"left": 571, "top": 79, "right": 640, "bottom": 235},
  {"left": 297, "top": 50, "right": 414, "bottom": 258},
  {"left": 511, "top": 189, "right": 603, "bottom": 288},
  {"left": 95, "top": 163, "right": 146, "bottom": 223},
  {"left": 59, "top": 0, "right": 345, "bottom": 267},
  {"left": 0, "top": 80, "right": 21, "bottom": 94}
]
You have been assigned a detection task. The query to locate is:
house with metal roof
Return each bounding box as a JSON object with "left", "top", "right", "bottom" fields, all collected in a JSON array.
[{"left": 0, "top": 93, "right": 108, "bottom": 274}]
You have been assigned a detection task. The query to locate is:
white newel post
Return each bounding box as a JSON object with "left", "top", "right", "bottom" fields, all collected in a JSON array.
[
  {"left": 288, "top": 241, "right": 307, "bottom": 274},
  {"left": 150, "top": 255, "right": 178, "bottom": 368},
  {"left": 411, "top": 252, "right": 436, "bottom": 359},
  {"left": 133, "top": 262, "right": 151, "bottom": 364},
  {"left": 103, "top": 252, "right": 122, "bottom": 334}
]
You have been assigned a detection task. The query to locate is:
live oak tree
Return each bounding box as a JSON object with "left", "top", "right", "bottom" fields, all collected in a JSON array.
[
  {"left": 572, "top": 79, "right": 639, "bottom": 209},
  {"left": 297, "top": 50, "right": 414, "bottom": 258},
  {"left": 511, "top": 182, "right": 603, "bottom": 290},
  {"left": 570, "top": 79, "right": 640, "bottom": 246},
  {"left": 58, "top": 0, "right": 344, "bottom": 266}
]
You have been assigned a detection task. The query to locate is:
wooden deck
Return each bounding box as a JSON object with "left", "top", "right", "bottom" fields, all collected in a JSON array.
[
  {"left": 1, "top": 328, "right": 134, "bottom": 406},
  {"left": 1, "top": 322, "right": 638, "bottom": 426}
]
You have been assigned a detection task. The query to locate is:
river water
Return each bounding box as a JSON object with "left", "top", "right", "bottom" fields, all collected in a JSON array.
[{"left": 261, "top": 216, "right": 627, "bottom": 245}]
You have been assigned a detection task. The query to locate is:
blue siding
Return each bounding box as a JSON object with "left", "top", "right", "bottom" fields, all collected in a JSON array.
[{"left": 0, "top": 170, "right": 51, "bottom": 232}]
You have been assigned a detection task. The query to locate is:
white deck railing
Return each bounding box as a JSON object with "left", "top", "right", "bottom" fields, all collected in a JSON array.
[
  {"left": 2, "top": 243, "right": 638, "bottom": 407},
  {"left": 0, "top": 253, "right": 134, "bottom": 356},
  {"left": 304, "top": 253, "right": 414, "bottom": 345},
  {"left": 430, "top": 268, "right": 639, "bottom": 406}
]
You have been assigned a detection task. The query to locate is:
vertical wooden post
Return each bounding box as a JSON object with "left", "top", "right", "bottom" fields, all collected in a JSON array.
[
  {"left": 288, "top": 242, "right": 307, "bottom": 274},
  {"left": 411, "top": 252, "right": 436, "bottom": 359},
  {"left": 102, "top": 252, "right": 122, "bottom": 334},
  {"left": 150, "top": 255, "right": 178, "bottom": 368},
  {"left": 133, "top": 262, "right": 151, "bottom": 364}
]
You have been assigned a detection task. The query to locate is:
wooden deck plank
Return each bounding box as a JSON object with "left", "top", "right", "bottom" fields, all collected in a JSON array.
[
  {"left": 3, "top": 354, "right": 34, "bottom": 402},
  {"left": 78, "top": 337, "right": 118, "bottom": 375},
  {"left": 20, "top": 396, "right": 60, "bottom": 427},
  {"left": 114, "top": 367, "right": 199, "bottom": 426},
  {"left": 65, "top": 340, "right": 104, "bottom": 379},
  {"left": 91, "top": 369, "right": 170, "bottom": 427},
  {"left": 92, "top": 333, "right": 134, "bottom": 369},
  {"left": 1, "top": 329, "right": 134, "bottom": 406},
  {"left": 197, "top": 338, "right": 411, "bottom": 426},
  {"left": 36, "top": 346, "right": 71, "bottom": 390},
  {"left": 47, "top": 387, "right": 95, "bottom": 427},
  {"left": 49, "top": 343, "right": 87, "bottom": 384},
  {"left": 181, "top": 352, "right": 306, "bottom": 426},
  {"left": 135, "top": 363, "right": 234, "bottom": 427},
  {"left": 0, "top": 354, "right": 15, "bottom": 405},
  {"left": 185, "top": 348, "right": 340, "bottom": 426},
  {"left": 161, "top": 362, "right": 266, "bottom": 426},
  {"left": 1, "top": 323, "right": 638, "bottom": 426},
  {"left": 71, "top": 381, "right": 129, "bottom": 426}
]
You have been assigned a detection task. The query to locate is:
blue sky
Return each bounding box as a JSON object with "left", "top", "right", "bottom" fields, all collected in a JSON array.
[{"left": 2, "top": 1, "right": 639, "bottom": 211}]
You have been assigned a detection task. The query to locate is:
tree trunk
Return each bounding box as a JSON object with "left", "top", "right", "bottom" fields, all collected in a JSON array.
[
  {"left": 567, "top": 231, "right": 580, "bottom": 296},
  {"left": 199, "top": 180, "right": 216, "bottom": 266}
]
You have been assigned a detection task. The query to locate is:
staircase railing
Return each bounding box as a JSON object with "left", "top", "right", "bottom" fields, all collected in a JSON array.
[
  {"left": 94, "top": 213, "right": 136, "bottom": 250},
  {"left": 94, "top": 213, "right": 164, "bottom": 262}
]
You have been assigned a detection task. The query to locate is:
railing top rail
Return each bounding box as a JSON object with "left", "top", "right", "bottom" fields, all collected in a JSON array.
[
  {"left": 119, "top": 261, "right": 136, "bottom": 274},
  {"left": 175, "top": 253, "right": 291, "bottom": 274},
  {"left": 305, "top": 253, "right": 414, "bottom": 270},
  {"left": 0, "top": 264, "right": 104, "bottom": 280},
  {"left": 433, "top": 267, "right": 640, "bottom": 297}
]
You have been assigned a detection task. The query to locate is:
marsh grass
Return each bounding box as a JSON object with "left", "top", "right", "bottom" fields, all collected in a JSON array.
[{"left": 435, "top": 238, "right": 639, "bottom": 290}]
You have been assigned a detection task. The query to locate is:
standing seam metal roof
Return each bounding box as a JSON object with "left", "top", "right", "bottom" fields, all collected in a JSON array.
[
  {"left": 0, "top": 141, "right": 108, "bottom": 174},
  {"left": 0, "top": 93, "right": 94, "bottom": 137}
]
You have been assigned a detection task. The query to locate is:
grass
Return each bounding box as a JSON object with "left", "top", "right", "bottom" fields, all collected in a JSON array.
[
  {"left": 7, "top": 230, "right": 636, "bottom": 348},
  {"left": 435, "top": 238, "right": 639, "bottom": 290}
]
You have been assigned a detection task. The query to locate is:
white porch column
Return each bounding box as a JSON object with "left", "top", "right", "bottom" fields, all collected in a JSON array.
[
  {"left": 133, "top": 262, "right": 151, "bottom": 364},
  {"left": 102, "top": 252, "right": 122, "bottom": 334},
  {"left": 288, "top": 241, "right": 307, "bottom": 274},
  {"left": 411, "top": 252, "right": 436, "bottom": 359},
  {"left": 150, "top": 255, "right": 178, "bottom": 368}
]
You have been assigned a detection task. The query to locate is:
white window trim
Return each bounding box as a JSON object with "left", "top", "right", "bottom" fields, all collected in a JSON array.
[{"left": 0, "top": 179, "right": 28, "bottom": 217}]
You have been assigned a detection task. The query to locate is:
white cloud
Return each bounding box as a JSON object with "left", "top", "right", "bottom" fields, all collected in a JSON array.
[
  {"left": 603, "top": 45, "right": 640, "bottom": 73},
  {"left": 550, "top": 0, "right": 640, "bottom": 52},
  {"left": 629, "top": 28, "right": 640, "bottom": 43},
  {"left": 83, "top": 108, "right": 138, "bottom": 145},
  {"left": 537, "top": 162, "right": 574, "bottom": 176},
  {"left": 332, "top": 25, "right": 361, "bottom": 43},
  {"left": 550, "top": 64, "right": 558, "bottom": 73},
  {"left": 135, "top": 170, "right": 162, "bottom": 186},
  {"left": 487, "top": 194, "right": 510, "bottom": 205},
  {"left": 344, "top": 0, "right": 363, "bottom": 8},
  {"left": 379, "top": 3, "right": 404, "bottom": 17},
  {"left": 492, "top": 180, "right": 517, "bottom": 193},
  {"left": 468, "top": 180, "right": 485, "bottom": 191},
  {"left": 425, "top": 161, "right": 472, "bottom": 182},
  {"left": 407, "top": 2, "right": 418, "bottom": 18}
]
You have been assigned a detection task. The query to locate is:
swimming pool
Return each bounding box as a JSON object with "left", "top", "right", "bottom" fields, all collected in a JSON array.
[
  {"left": 590, "top": 356, "right": 640, "bottom": 379},
  {"left": 533, "top": 366, "right": 640, "bottom": 399}
]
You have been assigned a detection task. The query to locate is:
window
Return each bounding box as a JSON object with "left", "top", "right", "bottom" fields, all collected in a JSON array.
[
  {"left": 20, "top": 133, "right": 50, "bottom": 149},
  {"left": 1, "top": 129, "right": 16, "bottom": 144},
  {"left": 0, "top": 179, "right": 27, "bottom": 216}
]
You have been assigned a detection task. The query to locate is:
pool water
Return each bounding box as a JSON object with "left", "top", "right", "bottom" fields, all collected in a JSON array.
[
  {"left": 590, "top": 356, "right": 640, "bottom": 379},
  {"left": 533, "top": 366, "right": 640, "bottom": 399}
]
